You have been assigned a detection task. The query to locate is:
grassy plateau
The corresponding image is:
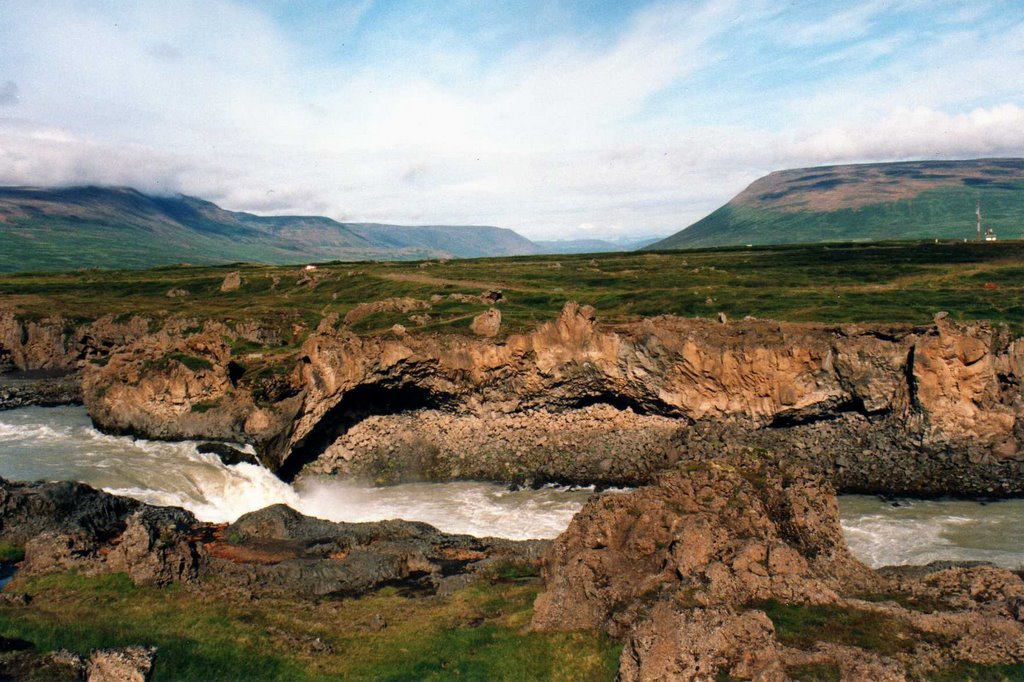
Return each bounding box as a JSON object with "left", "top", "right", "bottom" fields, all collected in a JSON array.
[{"left": 2, "top": 241, "right": 1023, "bottom": 344}]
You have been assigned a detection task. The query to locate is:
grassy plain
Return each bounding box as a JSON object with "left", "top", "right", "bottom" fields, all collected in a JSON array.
[
  {"left": 2, "top": 241, "right": 1023, "bottom": 342},
  {"left": 0, "top": 572, "right": 619, "bottom": 681}
]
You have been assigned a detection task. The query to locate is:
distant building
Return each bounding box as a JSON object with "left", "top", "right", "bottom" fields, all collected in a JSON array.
[
  {"left": 984, "top": 228, "right": 997, "bottom": 242},
  {"left": 305, "top": 264, "right": 318, "bottom": 271}
]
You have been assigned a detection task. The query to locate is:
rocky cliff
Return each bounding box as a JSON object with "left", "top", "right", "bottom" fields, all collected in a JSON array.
[{"left": 4, "top": 302, "right": 1023, "bottom": 495}]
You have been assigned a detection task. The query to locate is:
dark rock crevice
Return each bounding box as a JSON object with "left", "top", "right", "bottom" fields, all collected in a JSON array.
[{"left": 278, "top": 382, "right": 453, "bottom": 482}]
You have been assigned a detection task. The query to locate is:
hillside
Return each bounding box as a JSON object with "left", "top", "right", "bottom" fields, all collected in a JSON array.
[
  {"left": 0, "top": 186, "right": 542, "bottom": 272},
  {"left": 648, "top": 158, "right": 1024, "bottom": 250}
]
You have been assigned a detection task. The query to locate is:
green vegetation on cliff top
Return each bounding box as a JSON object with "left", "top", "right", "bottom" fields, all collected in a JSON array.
[{"left": 2, "top": 241, "right": 1023, "bottom": 341}]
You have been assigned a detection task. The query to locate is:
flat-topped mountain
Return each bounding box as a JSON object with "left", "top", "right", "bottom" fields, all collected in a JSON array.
[
  {"left": 648, "top": 158, "right": 1024, "bottom": 249},
  {"left": 0, "top": 186, "right": 542, "bottom": 271}
]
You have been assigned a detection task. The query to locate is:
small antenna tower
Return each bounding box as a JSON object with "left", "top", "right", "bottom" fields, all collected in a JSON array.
[{"left": 976, "top": 197, "right": 982, "bottom": 241}]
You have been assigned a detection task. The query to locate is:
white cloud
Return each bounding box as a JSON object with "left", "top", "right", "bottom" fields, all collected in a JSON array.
[
  {"left": 790, "top": 105, "right": 1024, "bottom": 163},
  {"left": 0, "top": 0, "right": 1021, "bottom": 240}
]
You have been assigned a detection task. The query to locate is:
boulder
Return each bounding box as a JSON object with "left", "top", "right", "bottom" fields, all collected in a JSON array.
[
  {"left": 533, "top": 457, "right": 1024, "bottom": 679},
  {"left": 470, "top": 308, "right": 501, "bottom": 337},
  {"left": 531, "top": 457, "right": 876, "bottom": 634},
  {"left": 219, "top": 271, "right": 242, "bottom": 292},
  {"left": 197, "top": 442, "right": 260, "bottom": 467},
  {"left": 105, "top": 507, "right": 204, "bottom": 586}
]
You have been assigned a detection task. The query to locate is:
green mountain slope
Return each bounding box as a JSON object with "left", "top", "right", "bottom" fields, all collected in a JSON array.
[
  {"left": 648, "top": 159, "right": 1024, "bottom": 250},
  {"left": 0, "top": 186, "right": 540, "bottom": 272}
]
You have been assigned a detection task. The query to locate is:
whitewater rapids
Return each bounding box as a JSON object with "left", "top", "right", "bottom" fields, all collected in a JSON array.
[{"left": 1, "top": 406, "right": 1022, "bottom": 567}]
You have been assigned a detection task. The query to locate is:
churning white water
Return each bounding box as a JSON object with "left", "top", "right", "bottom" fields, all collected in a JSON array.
[
  {"left": 840, "top": 495, "right": 1024, "bottom": 569},
  {"left": 1, "top": 406, "right": 1023, "bottom": 566},
  {"left": 0, "top": 406, "right": 591, "bottom": 539}
]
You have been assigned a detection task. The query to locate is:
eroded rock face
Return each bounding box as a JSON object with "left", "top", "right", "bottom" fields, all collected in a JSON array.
[
  {"left": 531, "top": 458, "right": 877, "bottom": 635},
  {"left": 80, "top": 324, "right": 301, "bottom": 452},
  {"left": 531, "top": 458, "right": 1024, "bottom": 681},
  {"left": 0, "top": 309, "right": 151, "bottom": 371},
  {"left": 66, "top": 302, "right": 1024, "bottom": 494},
  {"left": 306, "top": 404, "right": 683, "bottom": 486}
]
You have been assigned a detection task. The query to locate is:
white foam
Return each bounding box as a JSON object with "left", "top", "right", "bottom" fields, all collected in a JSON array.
[
  {"left": 839, "top": 496, "right": 1024, "bottom": 569},
  {"left": 3, "top": 407, "right": 1023, "bottom": 558}
]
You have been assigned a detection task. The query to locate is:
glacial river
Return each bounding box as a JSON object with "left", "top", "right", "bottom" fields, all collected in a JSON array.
[{"left": 1, "top": 406, "right": 1022, "bottom": 568}]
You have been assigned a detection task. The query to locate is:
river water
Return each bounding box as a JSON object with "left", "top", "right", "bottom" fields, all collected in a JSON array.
[{"left": 1, "top": 406, "right": 1022, "bottom": 568}]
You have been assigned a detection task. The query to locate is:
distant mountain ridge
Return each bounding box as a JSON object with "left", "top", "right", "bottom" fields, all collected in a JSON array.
[
  {"left": 0, "top": 186, "right": 544, "bottom": 272},
  {"left": 533, "top": 236, "right": 663, "bottom": 254},
  {"left": 648, "top": 158, "right": 1024, "bottom": 250}
]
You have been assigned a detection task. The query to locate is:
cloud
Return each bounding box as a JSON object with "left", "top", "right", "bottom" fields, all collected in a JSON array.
[
  {"left": 789, "top": 105, "right": 1024, "bottom": 163},
  {"left": 0, "top": 0, "right": 1021, "bottom": 240}
]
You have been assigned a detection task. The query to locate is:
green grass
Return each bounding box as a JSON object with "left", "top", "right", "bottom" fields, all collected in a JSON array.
[
  {"left": 166, "top": 353, "right": 214, "bottom": 372},
  {"left": 3, "top": 241, "right": 1024, "bottom": 353},
  {"left": 189, "top": 398, "right": 221, "bottom": 413},
  {"left": 749, "top": 599, "right": 927, "bottom": 656},
  {"left": 0, "top": 572, "right": 620, "bottom": 681},
  {"left": 657, "top": 183, "right": 1024, "bottom": 249}
]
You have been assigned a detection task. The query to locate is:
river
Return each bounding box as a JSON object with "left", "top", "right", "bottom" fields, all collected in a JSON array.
[{"left": 1, "top": 406, "right": 1022, "bottom": 568}]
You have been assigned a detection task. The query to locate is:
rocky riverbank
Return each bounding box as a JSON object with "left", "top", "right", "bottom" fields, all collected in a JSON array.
[
  {"left": 0, "top": 369, "right": 81, "bottom": 410},
  {"left": 0, "top": 477, "right": 547, "bottom": 599},
  {"left": 2, "top": 458, "right": 1022, "bottom": 679}
]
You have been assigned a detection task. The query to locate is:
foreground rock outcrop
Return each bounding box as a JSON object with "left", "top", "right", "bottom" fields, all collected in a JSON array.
[
  {"left": 531, "top": 457, "right": 1024, "bottom": 680},
  {"left": 0, "top": 478, "right": 546, "bottom": 599}
]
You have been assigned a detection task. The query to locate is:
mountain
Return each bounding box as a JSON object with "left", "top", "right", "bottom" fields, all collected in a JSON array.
[
  {"left": 533, "top": 236, "right": 663, "bottom": 254},
  {"left": 0, "top": 186, "right": 541, "bottom": 272},
  {"left": 648, "top": 158, "right": 1024, "bottom": 250}
]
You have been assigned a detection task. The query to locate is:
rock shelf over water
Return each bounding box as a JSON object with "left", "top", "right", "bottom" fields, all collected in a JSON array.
[{"left": 3, "top": 301, "right": 1019, "bottom": 496}]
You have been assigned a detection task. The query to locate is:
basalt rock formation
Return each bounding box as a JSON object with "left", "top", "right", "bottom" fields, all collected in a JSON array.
[
  {"left": 531, "top": 457, "right": 1024, "bottom": 680},
  {"left": 0, "top": 478, "right": 545, "bottom": 599},
  {"left": 62, "top": 301, "right": 1024, "bottom": 495},
  {"left": 3, "top": 299, "right": 1023, "bottom": 494}
]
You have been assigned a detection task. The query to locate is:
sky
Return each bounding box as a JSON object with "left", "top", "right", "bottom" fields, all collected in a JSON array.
[{"left": 1, "top": 0, "right": 1023, "bottom": 240}]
